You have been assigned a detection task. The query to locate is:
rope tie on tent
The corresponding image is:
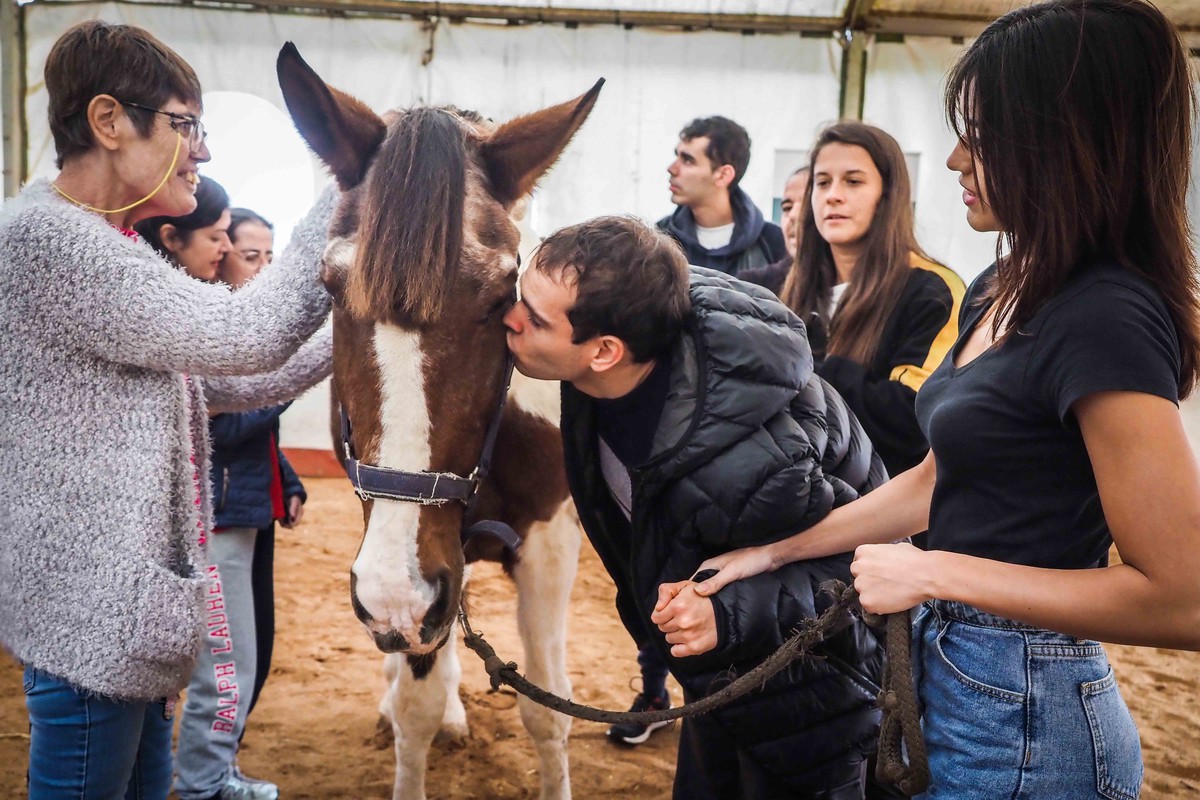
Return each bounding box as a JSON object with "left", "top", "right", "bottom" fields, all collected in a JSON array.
[{"left": 461, "top": 580, "right": 929, "bottom": 792}]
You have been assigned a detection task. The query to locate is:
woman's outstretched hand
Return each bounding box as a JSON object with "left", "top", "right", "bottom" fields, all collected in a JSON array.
[{"left": 691, "top": 545, "right": 778, "bottom": 597}]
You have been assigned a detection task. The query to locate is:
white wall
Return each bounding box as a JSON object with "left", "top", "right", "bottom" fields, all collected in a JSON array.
[
  {"left": 862, "top": 35, "right": 1000, "bottom": 285},
  {"left": 16, "top": 5, "right": 1200, "bottom": 451},
  {"left": 21, "top": 2, "right": 842, "bottom": 232}
]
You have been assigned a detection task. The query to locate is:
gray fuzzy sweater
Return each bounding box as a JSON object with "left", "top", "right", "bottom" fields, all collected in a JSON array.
[{"left": 0, "top": 179, "right": 335, "bottom": 701}]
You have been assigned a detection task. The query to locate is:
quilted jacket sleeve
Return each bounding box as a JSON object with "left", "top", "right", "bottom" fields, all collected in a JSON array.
[{"left": 209, "top": 406, "right": 290, "bottom": 448}]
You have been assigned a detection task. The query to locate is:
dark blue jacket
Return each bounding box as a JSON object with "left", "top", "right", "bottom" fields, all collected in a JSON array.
[
  {"left": 656, "top": 186, "right": 787, "bottom": 276},
  {"left": 210, "top": 404, "right": 305, "bottom": 530}
]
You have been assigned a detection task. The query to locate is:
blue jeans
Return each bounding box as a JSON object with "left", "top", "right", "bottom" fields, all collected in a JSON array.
[
  {"left": 912, "top": 600, "right": 1143, "bottom": 799},
  {"left": 23, "top": 665, "right": 174, "bottom": 800}
]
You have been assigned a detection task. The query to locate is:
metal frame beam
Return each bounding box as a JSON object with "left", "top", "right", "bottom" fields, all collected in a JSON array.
[
  {"left": 29, "top": 0, "right": 845, "bottom": 34},
  {"left": 2, "top": 0, "right": 26, "bottom": 197},
  {"left": 838, "top": 0, "right": 873, "bottom": 120}
]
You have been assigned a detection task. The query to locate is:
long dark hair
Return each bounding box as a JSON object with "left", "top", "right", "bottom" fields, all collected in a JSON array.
[
  {"left": 946, "top": 0, "right": 1200, "bottom": 396},
  {"left": 780, "top": 121, "right": 933, "bottom": 365},
  {"left": 135, "top": 175, "right": 230, "bottom": 263}
]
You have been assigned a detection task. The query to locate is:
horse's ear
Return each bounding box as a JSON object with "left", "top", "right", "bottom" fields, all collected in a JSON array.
[
  {"left": 277, "top": 42, "right": 386, "bottom": 190},
  {"left": 481, "top": 78, "right": 604, "bottom": 208}
]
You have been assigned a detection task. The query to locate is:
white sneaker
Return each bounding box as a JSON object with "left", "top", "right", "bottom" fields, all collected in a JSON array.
[{"left": 218, "top": 772, "right": 280, "bottom": 800}]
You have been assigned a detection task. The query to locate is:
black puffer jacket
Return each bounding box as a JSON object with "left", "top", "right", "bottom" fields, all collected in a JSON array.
[{"left": 562, "top": 268, "right": 888, "bottom": 789}]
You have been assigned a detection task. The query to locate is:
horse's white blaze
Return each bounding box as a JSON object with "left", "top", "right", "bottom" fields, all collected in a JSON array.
[
  {"left": 352, "top": 324, "right": 440, "bottom": 647},
  {"left": 509, "top": 370, "right": 560, "bottom": 424}
]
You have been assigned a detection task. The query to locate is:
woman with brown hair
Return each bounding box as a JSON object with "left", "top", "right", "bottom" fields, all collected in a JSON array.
[
  {"left": 776, "top": 122, "right": 964, "bottom": 476},
  {"left": 665, "top": 0, "right": 1200, "bottom": 795}
]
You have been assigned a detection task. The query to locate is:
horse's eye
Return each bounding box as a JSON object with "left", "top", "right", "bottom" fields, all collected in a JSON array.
[{"left": 486, "top": 289, "right": 517, "bottom": 321}]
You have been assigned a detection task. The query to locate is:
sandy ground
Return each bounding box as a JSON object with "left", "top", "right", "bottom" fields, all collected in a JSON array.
[{"left": 2, "top": 477, "right": 1199, "bottom": 798}]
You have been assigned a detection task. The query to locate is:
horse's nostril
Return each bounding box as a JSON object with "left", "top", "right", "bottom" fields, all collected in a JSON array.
[
  {"left": 420, "top": 572, "right": 454, "bottom": 644},
  {"left": 373, "top": 630, "right": 409, "bottom": 653},
  {"left": 350, "top": 572, "right": 373, "bottom": 627}
]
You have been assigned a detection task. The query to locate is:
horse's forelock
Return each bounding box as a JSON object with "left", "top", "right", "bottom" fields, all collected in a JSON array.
[{"left": 346, "top": 107, "right": 467, "bottom": 326}]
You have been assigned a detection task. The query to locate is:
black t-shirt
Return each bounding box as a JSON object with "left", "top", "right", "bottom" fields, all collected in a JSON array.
[{"left": 914, "top": 261, "right": 1181, "bottom": 569}]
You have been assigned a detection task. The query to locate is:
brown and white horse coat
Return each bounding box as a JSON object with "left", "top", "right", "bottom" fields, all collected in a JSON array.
[{"left": 277, "top": 44, "right": 600, "bottom": 800}]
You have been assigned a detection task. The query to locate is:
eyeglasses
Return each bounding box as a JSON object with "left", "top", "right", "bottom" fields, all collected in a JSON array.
[
  {"left": 235, "top": 249, "right": 272, "bottom": 266},
  {"left": 120, "top": 101, "right": 207, "bottom": 151}
]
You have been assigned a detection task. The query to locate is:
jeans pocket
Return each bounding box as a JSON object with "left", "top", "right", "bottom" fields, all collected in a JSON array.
[
  {"left": 933, "top": 620, "right": 1026, "bottom": 703},
  {"left": 1081, "top": 669, "right": 1143, "bottom": 800},
  {"left": 22, "top": 664, "right": 36, "bottom": 694}
]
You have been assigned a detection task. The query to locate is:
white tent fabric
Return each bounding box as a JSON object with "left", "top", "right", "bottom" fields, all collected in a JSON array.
[
  {"left": 18, "top": 2, "right": 1185, "bottom": 452},
  {"left": 864, "top": 35, "right": 999, "bottom": 279},
  {"left": 22, "top": 1, "right": 843, "bottom": 234}
]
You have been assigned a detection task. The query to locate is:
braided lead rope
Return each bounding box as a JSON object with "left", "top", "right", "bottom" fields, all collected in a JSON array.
[
  {"left": 458, "top": 580, "right": 861, "bottom": 725},
  {"left": 863, "top": 607, "right": 930, "bottom": 795},
  {"left": 460, "top": 580, "right": 929, "bottom": 793}
]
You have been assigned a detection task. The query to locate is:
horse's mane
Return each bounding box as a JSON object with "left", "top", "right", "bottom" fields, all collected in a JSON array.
[{"left": 346, "top": 107, "right": 466, "bottom": 326}]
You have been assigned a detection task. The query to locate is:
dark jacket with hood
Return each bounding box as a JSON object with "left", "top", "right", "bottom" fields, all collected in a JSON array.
[
  {"left": 656, "top": 186, "right": 788, "bottom": 276},
  {"left": 561, "top": 268, "right": 888, "bottom": 791}
]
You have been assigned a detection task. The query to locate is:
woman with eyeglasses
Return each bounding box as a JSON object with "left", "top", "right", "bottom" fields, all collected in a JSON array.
[
  {"left": 0, "top": 21, "right": 334, "bottom": 798},
  {"left": 138, "top": 188, "right": 306, "bottom": 799},
  {"left": 222, "top": 208, "right": 276, "bottom": 287}
]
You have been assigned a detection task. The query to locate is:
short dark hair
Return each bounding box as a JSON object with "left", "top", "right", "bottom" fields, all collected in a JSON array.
[
  {"left": 135, "top": 176, "right": 230, "bottom": 261},
  {"left": 533, "top": 216, "right": 691, "bottom": 363},
  {"left": 679, "top": 116, "right": 751, "bottom": 185},
  {"left": 228, "top": 207, "right": 274, "bottom": 243},
  {"left": 45, "top": 20, "right": 202, "bottom": 168}
]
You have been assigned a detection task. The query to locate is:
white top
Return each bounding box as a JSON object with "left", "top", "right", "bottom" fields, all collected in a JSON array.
[
  {"left": 695, "top": 221, "right": 734, "bottom": 250},
  {"left": 830, "top": 282, "right": 849, "bottom": 315}
]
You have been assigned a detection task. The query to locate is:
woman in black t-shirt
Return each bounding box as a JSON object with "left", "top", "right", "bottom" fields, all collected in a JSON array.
[{"left": 655, "top": 1, "right": 1200, "bottom": 796}]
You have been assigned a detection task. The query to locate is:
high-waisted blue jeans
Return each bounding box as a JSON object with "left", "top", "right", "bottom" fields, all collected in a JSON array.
[
  {"left": 23, "top": 665, "right": 174, "bottom": 799},
  {"left": 912, "top": 600, "right": 1143, "bottom": 799}
]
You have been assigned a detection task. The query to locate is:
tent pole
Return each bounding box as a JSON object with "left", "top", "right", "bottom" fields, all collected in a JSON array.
[
  {"left": 838, "top": 0, "right": 873, "bottom": 121},
  {"left": 1, "top": 0, "right": 26, "bottom": 197},
  {"left": 838, "top": 30, "right": 868, "bottom": 121}
]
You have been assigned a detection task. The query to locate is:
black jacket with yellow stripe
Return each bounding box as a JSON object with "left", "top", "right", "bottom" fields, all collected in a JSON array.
[{"left": 819, "top": 255, "right": 965, "bottom": 475}]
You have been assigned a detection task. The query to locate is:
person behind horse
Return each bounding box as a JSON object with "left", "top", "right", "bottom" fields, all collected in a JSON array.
[
  {"left": 750, "top": 123, "right": 966, "bottom": 478},
  {"left": 135, "top": 174, "right": 232, "bottom": 283},
  {"left": 738, "top": 165, "right": 809, "bottom": 295},
  {"left": 657, "top": 116, "right": 787, "bottom": 277},
  {"left": 684, "top": 0, "right": 1200, "bottom": 796},
  {"left": 0, "top": 20, "right": 335, "bottom": 798},
  {"left": 139, "top": 189, "right": 310, "bottom": 800},
  {"left": 218, "top": 208, "right": 293, "bottom": 746},
  {"left": 503, "top": 216, "right": 886, "bottom": 799}
]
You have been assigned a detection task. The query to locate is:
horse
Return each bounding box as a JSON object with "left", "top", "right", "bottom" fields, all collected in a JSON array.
[{"left": 276, "top": 44, "right": 601, "bottom": 800}]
